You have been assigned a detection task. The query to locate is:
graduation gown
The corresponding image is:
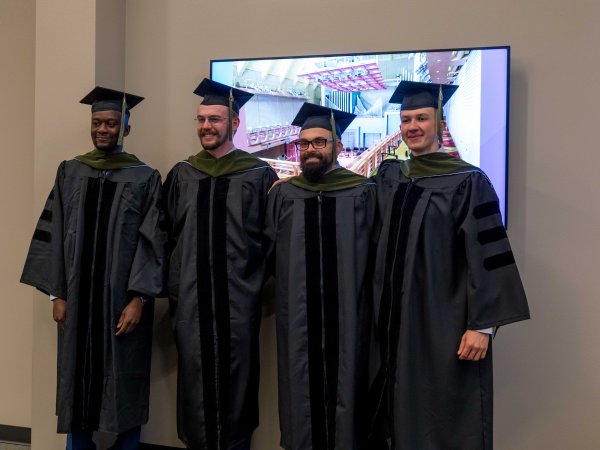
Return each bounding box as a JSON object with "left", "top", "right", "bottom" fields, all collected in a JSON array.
[
  {"left": 370, "top": 153, "right": 530, "bottom": 450},
  {"left": 264, "top": 168, "right": 377, "bottom": 450},
  {"left": 163, "top": 149, "right": 278, "bottom": 450},
  {"left": 20, "top": 152, "right": 166, "bottom": 434}
]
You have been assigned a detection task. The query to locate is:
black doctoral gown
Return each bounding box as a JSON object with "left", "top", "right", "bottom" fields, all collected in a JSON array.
[
  {"left": 20, "top": 151, "right": 166, "bottom": 434},
  {"left": 163, "top": 149, "right": 278, "bottom": 450},
  {"left": 264, "top": 168, "right": 377, "bottom": 450},
  {"left": 370, "top": 153, "right": 530, "bottom": 450}
]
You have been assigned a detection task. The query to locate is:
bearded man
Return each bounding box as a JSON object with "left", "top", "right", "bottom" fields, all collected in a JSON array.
[{"left": 264, "top": 103, "right": 376, "bottom": 450}]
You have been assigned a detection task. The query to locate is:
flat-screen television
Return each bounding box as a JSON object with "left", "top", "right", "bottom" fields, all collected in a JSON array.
[{"left": 211, "top": 46, "right": 510, "bottom": 224}]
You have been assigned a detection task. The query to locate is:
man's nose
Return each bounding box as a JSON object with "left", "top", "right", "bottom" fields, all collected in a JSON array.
[{"left": 406, "top": 120, "right": 418, "bottom": 129}]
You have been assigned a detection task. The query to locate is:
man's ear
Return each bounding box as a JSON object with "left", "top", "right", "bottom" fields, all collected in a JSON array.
[
  {"left": 232, "top": 116, "right": 240, "bottom": 131},
  {"left": 336, "top": 139, "right": 344, "bottom": 155},
  {"left": 123, "top": 125, "right": 131, "bottom": 137}
]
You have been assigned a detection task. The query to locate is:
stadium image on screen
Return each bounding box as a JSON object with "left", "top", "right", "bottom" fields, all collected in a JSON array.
[{"left": 211, "top": 46, "right": 510, "bottom": 223}]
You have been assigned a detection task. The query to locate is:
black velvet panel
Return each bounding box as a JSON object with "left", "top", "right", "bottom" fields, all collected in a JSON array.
[
  {"left": 321, "top": 196, "right": 339, "bottom": 450},
  {"left": 368, "top": 182, "right": 409, "bottom": 435},
  {"left": 32, "top": 229, "right": 51, "bottom": 243},
  {"left": 88, "top": 179, "right": 117, "bottom": 428},
  {"left": 40, "top": 208, "right": 53, "bottom": 222},
  {"left": 212, "top": 178, "right": 231, "bottom": 449},
  {"left": 304, "top": 196, "right": 327, "bottom": 450},
  {"left": 387, "top": 184, "right": 424, "bottom": 429},
  {"left": 370, "top": 182, "right": 424, "bottom": 442},
  {"left": 477, "top": 226, "right": 507, "bottom": 245},
  {"left": 483, "top": 251, "right": 515, "bottom": 271},
  {"left": 196, "top": 177, "right": 219, "bottom": 449},
  {"left": 473, "top": 200, "right": 500, "bottom": 219},
  {"left": 72, "top": 177, "right": 100, "bottom": 431},
  {"left": 378, "top": 183, "right": 409, "bottom": 371},
  {"left": 72, "top": 177, "right": 117, "bottom": 431}
]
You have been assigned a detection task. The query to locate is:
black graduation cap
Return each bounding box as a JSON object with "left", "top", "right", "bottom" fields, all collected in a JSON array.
[
  {"left": 193, "top": 78, "right": 253, "bottom": 114},
  {"left": 389, "top": 81, "right": 458, "bottom": 111},
  {"left": 80, "top": 86, "right": 144, "bottom": 114},
  {"left": 291, "top": 103, "right": 356, "bottom": 137}
]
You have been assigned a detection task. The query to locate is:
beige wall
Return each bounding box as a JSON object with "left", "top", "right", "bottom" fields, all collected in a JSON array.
[
  {"left": 3, "top": 0, "right": 598, "bottom": 448},
  {"left": 95, "top": 0, "right": 126, "bottom": 88},
  {"left": 31, "top": 1, "right": 97, "bottom": 448},
  {"left": 0, "top": 0, "right": 35, "bottom": 428}
]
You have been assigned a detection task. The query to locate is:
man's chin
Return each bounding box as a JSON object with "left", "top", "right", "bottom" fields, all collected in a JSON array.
[
  {"left": 95, "top": 144, "right": 120, "bottom": 153},
  {"left": 408, "top": 143, "right": 438, "bottom": 155},
  {"left": 200, "top": 138, "right": 222, "bottom": 151},
  {"left": 301, "top": 162, "right": 328, "bottom": 182}
]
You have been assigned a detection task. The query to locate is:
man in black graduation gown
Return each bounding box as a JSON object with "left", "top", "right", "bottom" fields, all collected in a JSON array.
[
  {"left": 369, "top": 81, "right": 530, "bottom": 450},
  {"left": 21, "top": 87, "right": 167, "bottom": 450},
  {"left": 264, "top": 104, "right": 376, "bottom": 450},
  {"left": 163, "top": 79, "right": 278, "bottom": 450}
]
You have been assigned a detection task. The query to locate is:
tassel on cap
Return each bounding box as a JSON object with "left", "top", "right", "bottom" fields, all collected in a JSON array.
[
  {"left": 117, "top": 95, "right": 128, "bottom": 146},
  {"left": 330, "top": 108, "right": 338, "bottom": 164},
  {"left": 436, "top": 84, "right": 444, "bottom": 142},
  {"left": 228, "top": 88, "right": 234, "bottom": 142}
]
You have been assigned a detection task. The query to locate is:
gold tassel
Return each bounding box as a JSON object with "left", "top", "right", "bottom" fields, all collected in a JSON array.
[
  {"left": 437, "top": 84, "right": 443, "bottom": 143},
  {"left": 228, "top": 89, "right": 234, "bottom": 142},
  {"left": 330, "top": 109, "right": 337, "bottom": 165},
  {"left": 117, "top": 95, "right": 127, "bottom": 146}
]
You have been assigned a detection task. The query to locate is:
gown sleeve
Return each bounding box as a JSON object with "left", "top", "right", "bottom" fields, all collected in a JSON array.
[
  {"left": 161, "top": 164, "right": 179, "bottom": 252},
  {"left": 457, "top": 171, "right": 530, "bottom": 329},
  {"left": 127, "top": 170, "right": 168, "bottom": 299},
  {"left": 20, "top": 161, "right": 68, "bottom": 299},
  {"left": 161, "top": 164, "right": 183, "bottom": 317}
]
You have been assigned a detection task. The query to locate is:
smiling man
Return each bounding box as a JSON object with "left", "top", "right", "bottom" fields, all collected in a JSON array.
[
  {"left": 21, "top": 86, "right": 166, "bottom": 450},
  {"left": 369, "top": 81, "right": 530, "bottom": 449},
  {"left": 398, "top": 103, "right": 439, "bottom": 155},
  {"left": 265, "top": 103, "right": 376, "bottom": 450},
  {"left": 163, "top": 79, "right": 277, "bottom": 450}
]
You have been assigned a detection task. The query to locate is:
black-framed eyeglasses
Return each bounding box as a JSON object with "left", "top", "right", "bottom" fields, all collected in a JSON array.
[
  {"left": 195, "top": 116, "right": 227, "bottom": 125},
  {"left": 292, "top": 138, "right": 333, "bottom": 151}
]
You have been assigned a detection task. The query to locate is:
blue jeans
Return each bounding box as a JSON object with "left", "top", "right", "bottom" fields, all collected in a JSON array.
[{"left": 67, "top": 426, "right": 141, "bottom": 450}]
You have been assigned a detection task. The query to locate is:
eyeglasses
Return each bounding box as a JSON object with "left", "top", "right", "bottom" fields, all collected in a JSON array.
[
  {"left": 195, "top": 116, "right": 227, "bottom": 125},
  {"left": 292, "top": 138, "right": 333, "bottom": 151}
]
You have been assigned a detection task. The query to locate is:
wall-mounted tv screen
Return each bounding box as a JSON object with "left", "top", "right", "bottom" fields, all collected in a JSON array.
[{"left": 211, "top": 46, "right": 510, "bottom": 224}]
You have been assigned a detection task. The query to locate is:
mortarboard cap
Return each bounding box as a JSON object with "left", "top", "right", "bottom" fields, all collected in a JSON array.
[
  {"left": 80, "top": 86, "right": 144, "bottom": 114},
  {"left": 291, "top": 103, "right": 356, "bottom": 137},
  {"left": 389, "top": 81, "right": 458, "bottom": 111},
  {"left": 193, "top": 78, "right": 253, "bottom": 114}
]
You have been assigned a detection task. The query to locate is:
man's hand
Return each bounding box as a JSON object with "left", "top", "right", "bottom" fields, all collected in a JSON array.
[
  {"left": 53, "top": 298, "right": 67, "bottom": 329},
  {"left": 115, "top": 297, "right": 144, "bottom": 336},
  {"left": 268, "top": 177, "right": 291, "bottom": 194},
  {"left": 457, "top": 330, "right": 490, "bottom": 361}
]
